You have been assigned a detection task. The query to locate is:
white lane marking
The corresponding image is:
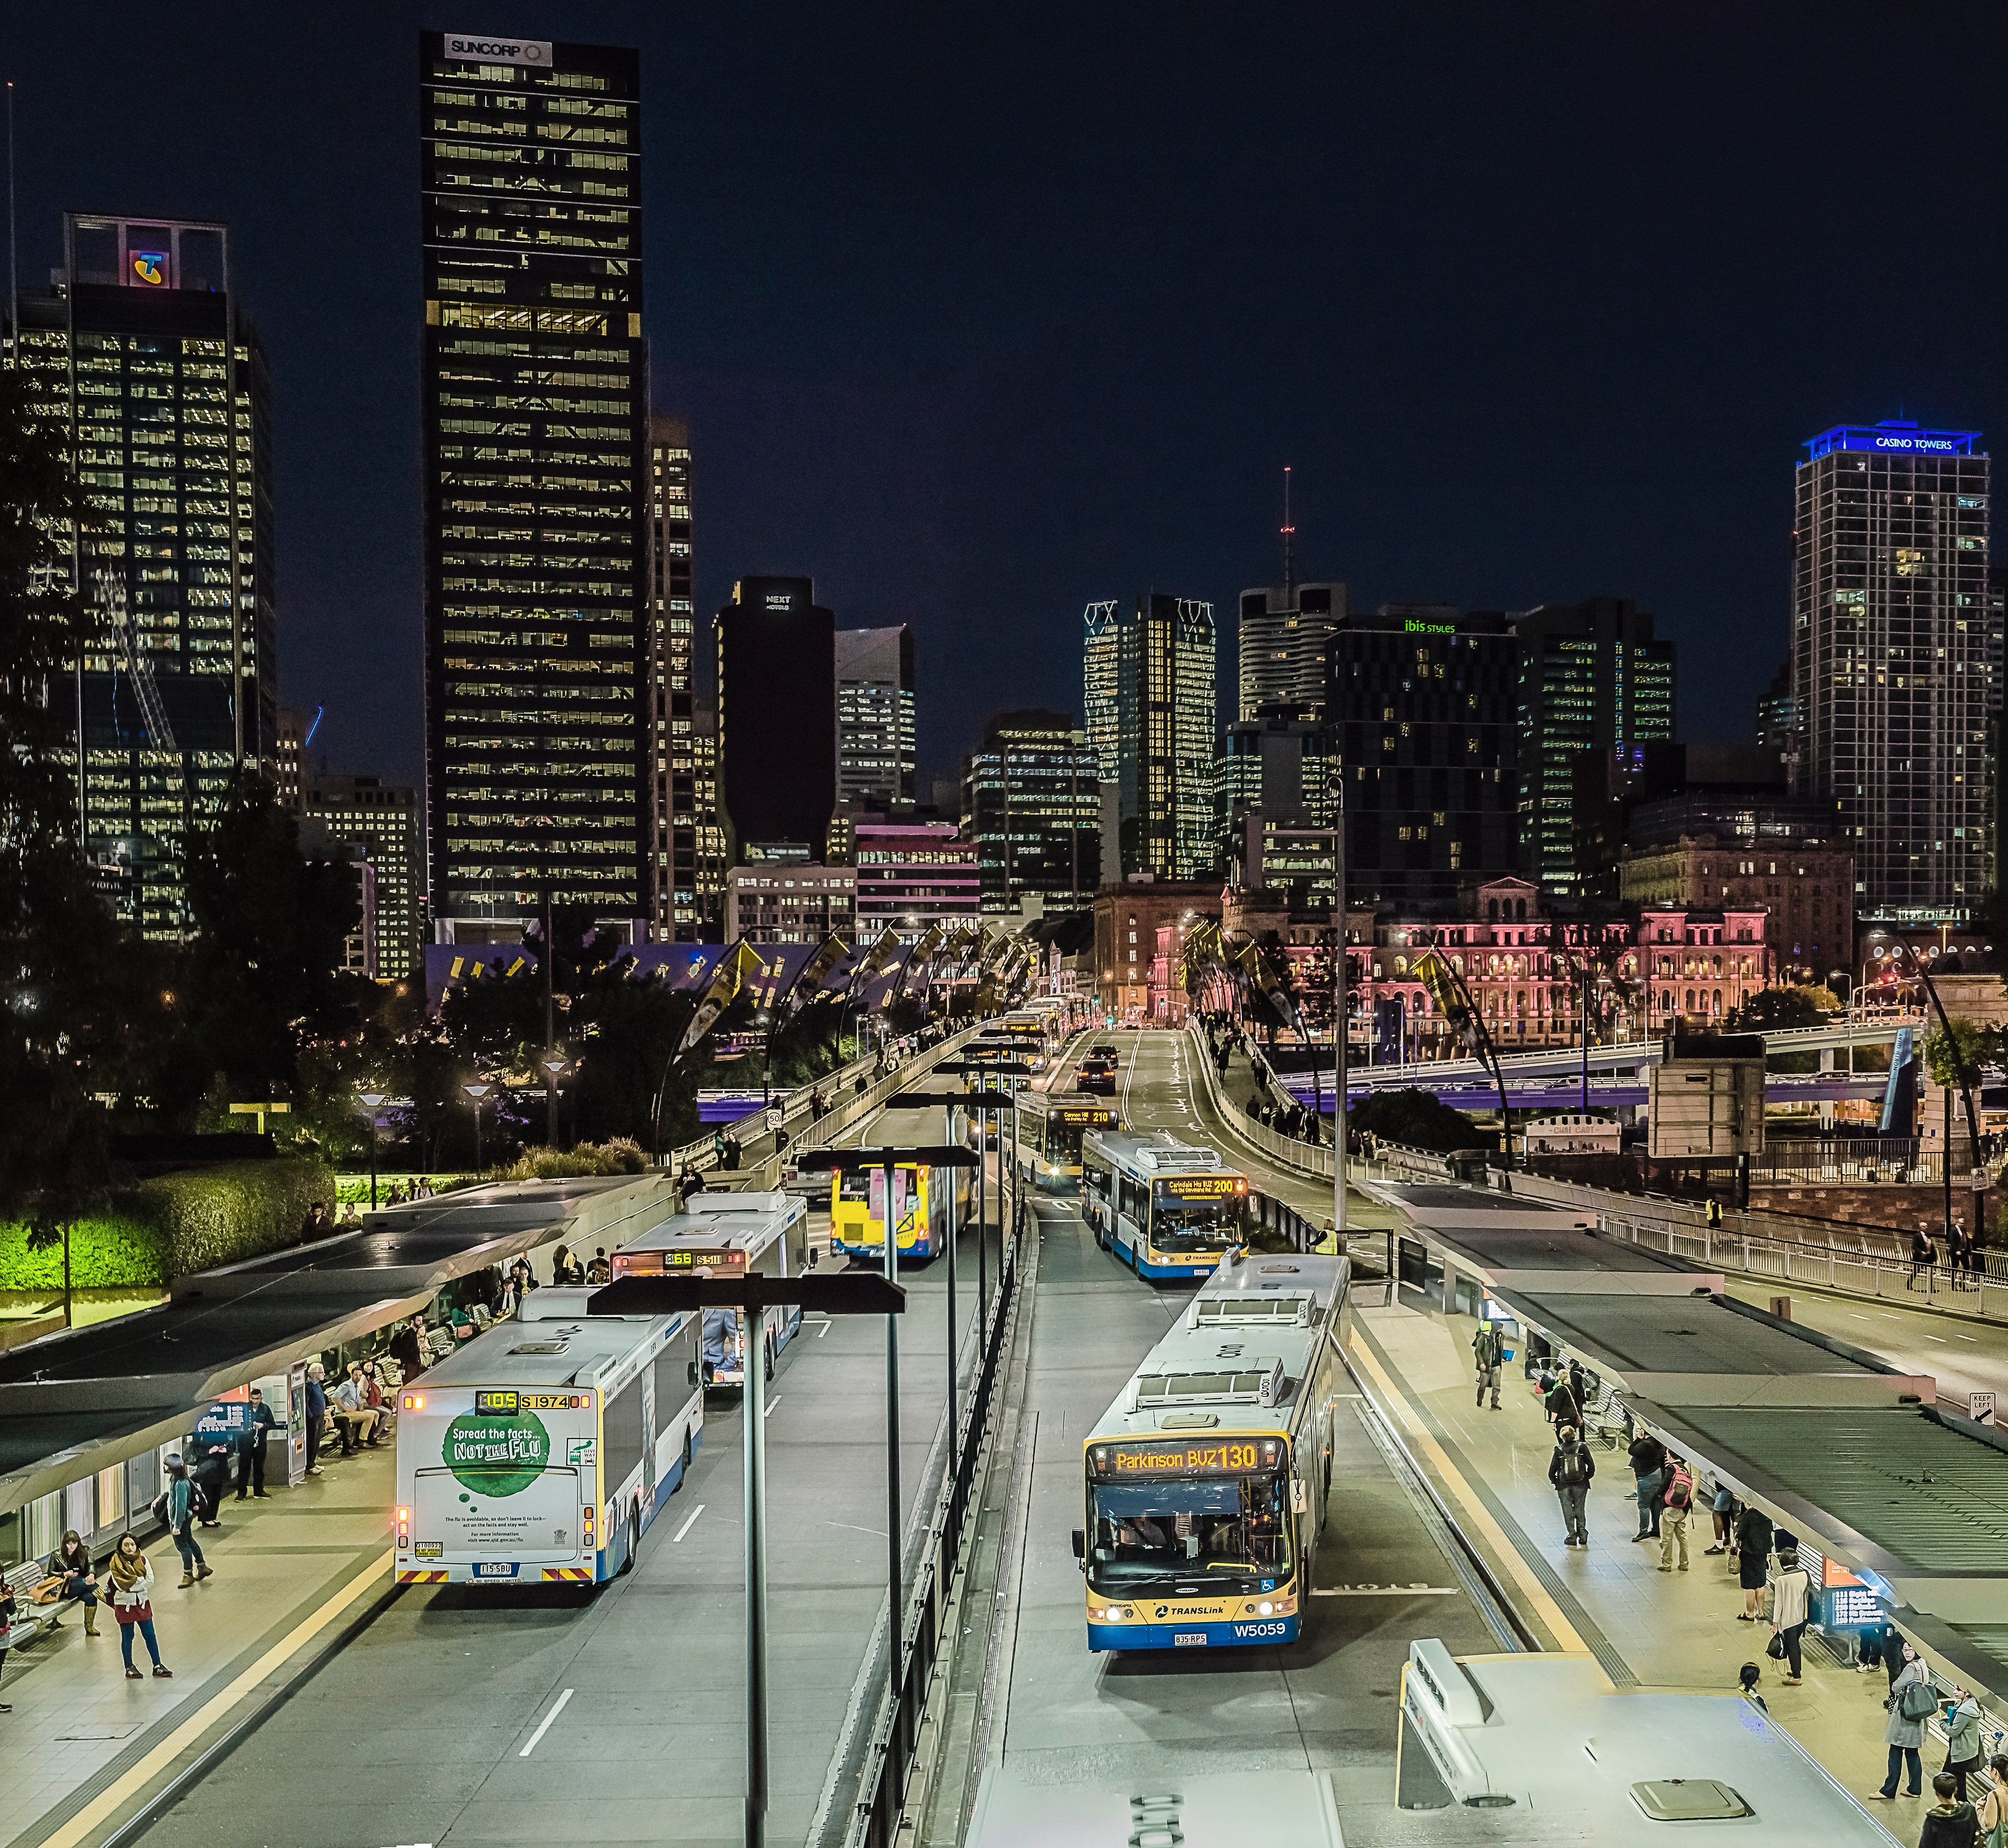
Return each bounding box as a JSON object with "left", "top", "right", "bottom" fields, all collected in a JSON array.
[
  {"left": 1926, "top": 1335, "right": 1949, "bottom": 1344},
  {"left": 1957, "top": 1334, "right": 1978, "bottom": 1342},
  {"left": 1313, "top": 1585, "right": 1458, "bottom": 1597},
  {"left": 827, "top": 1519, "right": 887, "bottom": 1538},
  {"left": 765, "top": 1397, "right": 781, "bottom": 1413},
  {"left": 806, "top": 1314, "right": 833, "bottom": 1338},
  {"left": 519, "top": 1687, "right": 573, "bottom": 1757},
  {"left": 1850, "top": 1313, "right": 1870, "bottom": 1321},
  {"left": 671, "top": 1504, "right": 706, "bottom": 1543}
]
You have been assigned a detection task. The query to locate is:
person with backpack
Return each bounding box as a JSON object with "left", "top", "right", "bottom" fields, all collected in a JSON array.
[
  {"left": 161, "top": 1457, "right": 212, "bottom": 1588},
  {"left": 1545, "top": 1370, "right": 1581, "bottom": 1432},
  {"left": 1770, "top": 1544, "right": 1810, "bottom": 1682},
  {"left": 1471, "top": 1320, "right": 1504, "bottom": 1411},
  {"left": 1736, "top": 1503, "right": 1773, "bottom": 1618},
  {"left": 1548, "top": 1424, "right": 1595, "bottom": 1547},
  {"left": 1874, "top": 1652, "right": 1935, "bottom": 1801},
  {"left": 1659, "top": 1456, "right": 1697, "bottom": 1571},
  {"left": 1628, "top": 1428, "right": 1668, "bottom": 1542}
]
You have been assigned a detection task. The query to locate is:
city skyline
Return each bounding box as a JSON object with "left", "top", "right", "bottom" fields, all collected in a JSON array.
[{"left": 7, "top": 5, "right": 2000, "bottom": 795}]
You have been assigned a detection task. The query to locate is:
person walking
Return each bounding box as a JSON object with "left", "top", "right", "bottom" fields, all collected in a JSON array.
[
  {"left": 235, "top": 1387, "right": 278, "bottom": 1498},
  {"left": 390, "top": 1316, "right": 429, "bottom": 1387},
  {"left": 1471, "top": 1320, "right": 1505, "bottom": 1411},
  {"left": 1770, "top": 1544, "right": 1810, "bottom": 1682},
  {"left": 1917, "top": 1773, "right": 1979, "bottom": 1847},
  {"left": 164, "top": 1457, "right": 211, "bottom": 1587},
  {"left": 1549, "top": 1424, "right": 1594, "bottom": 1547},
  {"left": 1628, "top": 1428, "right": 1668, "bottom": 1542},
  {"left": 1545, "top": 1370, "right": 1581, "bottom": 1432},
  {"left": 107, "top": 1535, "right": 171, "bottom": 1680},
  {"left": 1942, "top": 1686, "right": 1984, "bottom": 1803},
  {"left": 45, "top": 1528, "right": 101, "bottom": 1634},
  {"left": 0, "top": 1578, "right": 15, "bottom": 1708},
  {"left": 1873, "top": 1648, "right": 1933, "bottom": 1801},
  {"left": 1911, "top": 1228, "right": 1937, "bottom": 1289},
  {"left": 304, "top": 1363, "right": 329, "bottom": 1475},
  {"left": 1659, "top": 1456, "right": 1696, "bottom": 1572},
  {"left": 1735, "top": 1503, "right": 1773, "bottom": 1618}
]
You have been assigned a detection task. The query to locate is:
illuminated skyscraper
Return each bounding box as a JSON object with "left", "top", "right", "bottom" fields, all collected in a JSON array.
[
  {"left": 1237, "top": 581, "right": 1347, "bottom": 720},
  {"left": 11, "top": 213, "right": 274, "bottom": 937},
  {"left": 646, "top": 416, "right": 705, "bottom": 937},
  {"left": 420, "top": 31, "right": 648, "bottom": 931},
  {"left": 1080, "top": 593, "right": 1216, "bottom": 879},
  {"left": 835, "top": 626, "right": 916, "bottom": 811},
  {"left": 1793, "top": 422, "right": 1996, "bottom": 922}
]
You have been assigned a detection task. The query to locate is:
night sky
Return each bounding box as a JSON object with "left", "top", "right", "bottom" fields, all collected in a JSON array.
[{"left": 9, "top": 3, "right": 2005, "bottom": 793}]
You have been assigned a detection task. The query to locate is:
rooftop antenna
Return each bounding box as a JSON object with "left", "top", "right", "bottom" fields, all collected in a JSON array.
[{"left": 1281, "top": 464, "right": 1296, "bottom": 603}]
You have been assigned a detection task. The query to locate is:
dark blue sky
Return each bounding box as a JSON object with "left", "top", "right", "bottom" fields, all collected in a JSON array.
[{"left": 10, "top": 3, "right": 2005, "bottom": 790}]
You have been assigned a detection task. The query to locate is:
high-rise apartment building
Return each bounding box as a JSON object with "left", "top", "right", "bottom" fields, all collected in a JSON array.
[
  {"left": 1512, "top": 597, "right": 1675, "bottom": 897},
  {"left": 646, "top": 417, "right": 702, "bottom": 937},
  {"left": 1081, "top": 593, "right": 1216, "bottom": 879},
  {"left": 1792, "top": 422, "right": 1996, "bottom": 922},
  {"left": 1327, "top": 605, "right": 1519, "bottom": 910},
  {"left": 960, "top": 710, "right": 1100, "bottom": 914},
  {"left": 300, "top": 774, "right": 425, "bottom": 981},
  {"left": 12, "top": 214, "right": 276, "bottom": 938},
  {"left": 1237, "top": 581, "right": 1347, "bottom": 720},
  {"left": 420, "top": 32, "right": 648, "bottom": 932},
  {"left": 835, "top": 626, "right": 915, "bottom": 811},
  {"left": 714, "top": 576, "right": 836, "bottom": 860}
]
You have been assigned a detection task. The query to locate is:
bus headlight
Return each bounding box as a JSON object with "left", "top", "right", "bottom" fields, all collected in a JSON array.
[{"left": 1258, "top": 1600, "right": 1274, "bottom": 1616}]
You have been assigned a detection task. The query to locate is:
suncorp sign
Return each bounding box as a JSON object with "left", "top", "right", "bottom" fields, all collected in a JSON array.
[{"left": 445, "top": 32, "right": 552, "bottom": 66}]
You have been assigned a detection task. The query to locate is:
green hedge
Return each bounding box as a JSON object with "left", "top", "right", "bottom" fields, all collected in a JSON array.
[
  {"left": 0, "top": 1159, "right": 335, "bottom": 1289},
  {"left": 486, "top": 1140, "right": 649, "bottom": 1182}
]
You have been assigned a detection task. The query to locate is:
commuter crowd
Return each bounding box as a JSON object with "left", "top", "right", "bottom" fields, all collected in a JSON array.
[{"left": 1476, "top": 1320, "right": 2006, "bottom": 1841}]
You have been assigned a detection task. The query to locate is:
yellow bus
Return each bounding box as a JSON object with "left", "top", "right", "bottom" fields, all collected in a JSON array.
[
  {"left": 1072, "top": 1251, "right": 1349, "bottom": 1652},
  {"left": 1022, "top": 1101, "right": 1119, "bottom": 1191},
  {"left": 830, "top": 1161, "right": 968, "bottom": 1262}
]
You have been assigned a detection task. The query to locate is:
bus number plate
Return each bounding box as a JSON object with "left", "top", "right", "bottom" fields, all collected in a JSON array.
[
  {"left": 474, "top": 1562, "right": 518, "bottom": 1578},
  {"left": 1174, "top": 1632, "right": 1209, "bottom": 1647}
]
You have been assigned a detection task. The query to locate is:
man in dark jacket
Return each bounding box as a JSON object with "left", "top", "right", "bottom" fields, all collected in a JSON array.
[
  {"left": 1549, "top": 1427, "right": 1595, "bottom": 1546},
  {"left": 1629, "top": 1430, "right": 1668, "bottom": 1541},
  {"left": 390, "top": 1316, "right": 429, "bottom": 1386},
  {"left": 1544, "top": 1373, "right": 1581, "bottom": 1432},
  {"left": 304, "top": 1364, "right": 329, "bottom": 1476},
  {"left": 235, "top": 1388, "right": 279, "bottom": 1499}
]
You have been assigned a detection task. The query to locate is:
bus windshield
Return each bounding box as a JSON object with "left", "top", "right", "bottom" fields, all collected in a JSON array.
[
  {"left": 1087, "top": 1472, "right": 1291, "bottom": 1591},
  {"left": 1150, "top": 1198, "right": 1246, "bottom": 1253}
]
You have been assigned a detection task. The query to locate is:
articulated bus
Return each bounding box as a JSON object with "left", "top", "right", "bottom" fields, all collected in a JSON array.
[
  {"left": 1072, "top": 1250, "right": 1348, "bottom": 1651},
  {"left": 394, "top": 1288, "right": 700, "bottom": 1587},
  {"left": 612, "top": 1191, "right": 807, "bottom": 1387},
  {"left": 1081, "top": 1131, "right": 1251, "bottom": 1280},
  {"left": 1022, "top": 1101, "right": 1119, "bottom": 1191},
  {"left": 830, "top": 1161, "right": 968, "bottom": 1263}
]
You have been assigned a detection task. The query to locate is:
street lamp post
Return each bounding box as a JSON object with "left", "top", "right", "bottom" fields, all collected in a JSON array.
[
  {"left": 541, "top": 1053, "right": 566, "bottom": 1148},
  {"left": 1331, "top": 814, "right": 1347, "bottom": 1239},
  {"left": 932, "top": 1058, "right": 1033, "bottom": 1332},
  {"left": 462, "top": 1082, "right": 492, "bottom": 1170},
  {"left": 358, "top": 1089, "right": 388, "bottom": 1208}
]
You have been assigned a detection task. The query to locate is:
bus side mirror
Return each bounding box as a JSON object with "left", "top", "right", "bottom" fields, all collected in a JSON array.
[
  {"left": 1071, "top": 1528, "right": 1085, "bottom": 1560},
  {"left": 1292, "top": 1479, "right": 1309, "bottom": 1515},
  {"left": 689, "top": 1362, "right": 701, "bottom": 1387}
]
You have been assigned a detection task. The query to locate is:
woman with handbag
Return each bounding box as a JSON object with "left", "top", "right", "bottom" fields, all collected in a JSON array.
[
  {"left": 1875, "top": 1653, "right": 1934, "bottom": 1801},
  {"left": 107, "top": 1535, "right": 172, "bottom": 1680},
  {"left": 1769, "top": 1547, "right": 1810, "bottom": 1685},
  {"left": 1974, "top": 1754, "right": 2008, "bottom": 1846},
  {"left": 45, "top": 1529, "right": 100, "bottom": 1635}
]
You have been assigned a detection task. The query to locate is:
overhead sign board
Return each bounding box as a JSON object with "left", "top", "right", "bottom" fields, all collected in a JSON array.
[
  {"left": 1806, "top": 423, "right": 1982, "bottom": 460},
  {"left": 445, "top": 32, "right": 552, "bottom": 65}
]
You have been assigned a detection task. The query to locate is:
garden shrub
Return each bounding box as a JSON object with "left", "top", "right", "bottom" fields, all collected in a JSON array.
[
  {"left": 0, "top": 1158, "right": 335, "bottom": 1289},
  {"left": 486, "top": 1139, "right": 651, "bottom": 1183}
]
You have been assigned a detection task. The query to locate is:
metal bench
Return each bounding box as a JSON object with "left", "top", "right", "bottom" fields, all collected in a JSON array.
[{"left": 4, "top": 1555, "right": 68, "bottom": 1648}]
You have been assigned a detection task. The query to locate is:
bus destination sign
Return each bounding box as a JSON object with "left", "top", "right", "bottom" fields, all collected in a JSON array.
[
  {"left": 1090, "top": 1439, "right": 1276, "bottom": 1481},
  {"left": 1054, "top": 1106, "right": 1117, "bottom": 1128},
  {"left": 475, "top": 1391, "right": 585, "bottom": 1414},
  {"left": 612, "top": 1246, "right": 747, "bottom": 1276},
  {"left": 1155, "top": 1173, "right": 1245, "bottom": 1201}
]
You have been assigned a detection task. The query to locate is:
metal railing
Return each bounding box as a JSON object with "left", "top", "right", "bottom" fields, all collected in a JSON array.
[
  {"left": 851, "top": 1192, "right": 1027, "bottom": 1848},
  {"left": 1185, "top": 1022, "right": 1336, "bottom": 1181}
]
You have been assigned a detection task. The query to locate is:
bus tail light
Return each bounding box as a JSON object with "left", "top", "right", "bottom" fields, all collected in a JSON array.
[
  {"left": 396, "top": 1506, "right": 410, "bottom": 1550},
  {"left": 402, "top": 1393, "right": 425, "bottom": 1410},
  {"left": 583, "top": 1504, "right": 597, "bottom": 1548}
]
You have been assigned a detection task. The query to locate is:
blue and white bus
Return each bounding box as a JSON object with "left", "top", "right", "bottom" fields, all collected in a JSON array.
[
  {"left": 394, "top": 1289, "right": 699, "bottom": 1587},
  {"left": 1080, "top": 1131, "right": 1251, "bottom": 1280}
]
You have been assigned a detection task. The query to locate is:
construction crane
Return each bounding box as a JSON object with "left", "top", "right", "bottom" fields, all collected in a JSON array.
[{"left": 94, "top": 562, "right": 175, "bottom": 753}]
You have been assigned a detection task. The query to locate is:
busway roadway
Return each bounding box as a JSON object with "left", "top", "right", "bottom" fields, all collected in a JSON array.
[
  {"left": 121, "top": 1083, "right": 997, "bottom": 1848},
  {"left": 969, "top": 1030, "right": 1528, "bottom": 1848}
]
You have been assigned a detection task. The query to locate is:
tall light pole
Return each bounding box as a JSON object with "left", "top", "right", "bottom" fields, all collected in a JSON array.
[
  {"left": 358, "top": 1089, "right": 388, "bottom": 1208},
  {"left": 463, "top": 1081, "right": 492, "bottom": 1171},
  {"left": 1331, "top": 812, "right": 1347, "bottom": 1238},
  {"left": 540, "top": 1054, "right": 566, "bottom": 1149}
]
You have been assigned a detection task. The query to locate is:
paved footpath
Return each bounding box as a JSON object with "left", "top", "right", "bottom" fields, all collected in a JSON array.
[{"left": 0, "top": 1446, "right": 395, "bottom": 1848}]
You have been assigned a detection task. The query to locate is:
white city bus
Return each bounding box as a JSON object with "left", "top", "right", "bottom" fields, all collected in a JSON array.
[
  {"left": 394, "top": 1289, "right": 700, "bottom": 1587},
  {"left": 611, "top": 1191, "right": 808, "bottom": 1387},
  {"left": 1080, "top": 1131, "right": 1251, "bottom": 1280}
]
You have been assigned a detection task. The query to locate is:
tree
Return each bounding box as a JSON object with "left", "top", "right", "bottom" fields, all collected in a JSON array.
[
  {"left": 1728, "top": 985, "right": 1836, "bottom": 1034},
  {"left": 1922, "top": 1017, "right": 1996, "bottom": 1091},
  {"left": 0, "top": 370, "right": 178, "bottom": 1312},
  {"left": 1348, "top": 1087, "right": 1492, "bottom": 1153}
]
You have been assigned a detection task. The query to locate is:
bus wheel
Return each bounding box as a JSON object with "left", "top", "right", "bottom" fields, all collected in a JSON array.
[
  {"left": 763, "top": 1335, "right": 775, "bottom": 1383},
  {"left": 682, "top": 1427, "right": 694, "bottom": 1475}
]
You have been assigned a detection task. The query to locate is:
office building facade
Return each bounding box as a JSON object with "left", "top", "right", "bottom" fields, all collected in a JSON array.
[
  {"left": 714, "top": 576, "right": 837, "bottom": 859},
  {"left": 300, "top": 774, "right": 425, "bottom": 982},
  {"left": 1218, "top": 706, "right": 1332, "bottom": 876},
  {"left": 1792, "top": 422, "right": 1996, "bottom": 922},
  {"left": 1511, "top": 597, "right": 1675, "bottom": 897},
  {"left": 1237, "top": 580, "right": 1347, "bottom": 720},
  {"left": 960, "top": 710, "right": 1100, "bottom": 914},
  {"left": 420, "top": 33, "right": 648, "bottom": 931},
  {"left": 725, "top": 864, "right": 856, "bottom": 945},
  {"left": 12, "top": 214, "right": 275, "bottom": 938},
  {"left": 1326, "top": 605, "right": 1519, "bottom": 910},
  {"left": 645, "top": 417, "right": 710, "bottom": 937},
  {"left": 853, "top": 819, "right": 979, "bottom": 938},
  {"left": 835, "top": 626, "right": 916, "bottom": 812},
  {"left": 1081, "top": 593, "right": 1216, "bottom": 880}
]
